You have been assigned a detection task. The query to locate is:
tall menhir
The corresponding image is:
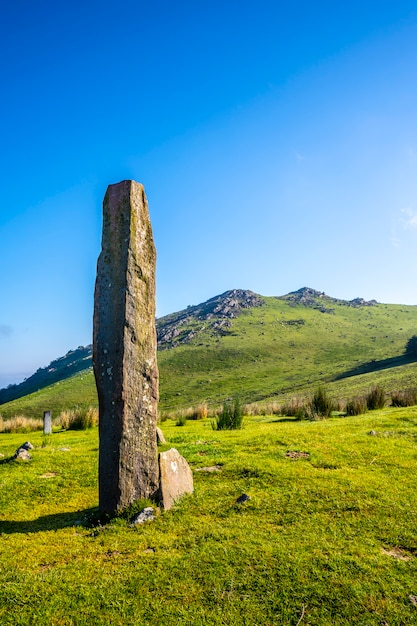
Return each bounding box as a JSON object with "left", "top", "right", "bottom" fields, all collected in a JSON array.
[{"left": 93, "top": 180, "right": 159, "bottom": 515}]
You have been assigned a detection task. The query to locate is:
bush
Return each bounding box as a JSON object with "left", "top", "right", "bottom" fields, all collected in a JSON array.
[
  {"left": 345, "top": 397, "right": 368, "bottom": 416},
  {"left": 310, "top": 387, "right": 335, "bottom": 418},
  {"left": 279, "top": 397, "right": 309, "bottom": 419},
  {"left": 391, "top": 388, "right": 417, "bottom": 407},
  {"left": 57, "top": 407, "right": 98, "bottom": 430},
  {"left": 175, "top": 414, "right": 187, "bottom": 427},
  {"left": 188, "top": 404, "right": 208, "bottom": 420},
  {"left": 212, "top": 398, "right": 244, "bottom": 430},
  {"left": 366, "top": 386, "right": 386, "bottom": 411}
]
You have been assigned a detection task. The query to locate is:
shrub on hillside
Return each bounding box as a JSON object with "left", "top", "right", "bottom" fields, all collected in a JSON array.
[
  {"left": 175, "top": 414, "right": 187, "bottom": 426},
  {"left": 365, "top": 386, "right": 386, "bottom": 411},
  {"left": 188, "top": 404, "right": 208, "bottom": 420},
  {"left": 212, "top": 398, "right": 244, "bottom": 430},
  {"left": 57, "top": 407, "right": 98, "bottom": 430},
  {"left": 279, "top": 397, "right": 310, "bottom": 419},
  {"left": 345, "top": 396, "right": 368, "bottom": 416},
  {"left": 310, "top": 387, "right": 335, "bottom": 418},
  {"left": 391, "top": 388, "right": 417, "bottom": 407}
]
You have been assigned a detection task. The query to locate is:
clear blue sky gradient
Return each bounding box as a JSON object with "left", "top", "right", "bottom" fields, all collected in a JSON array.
[{"left": 1, "top": 0, "right": 417, "bottom": 387}]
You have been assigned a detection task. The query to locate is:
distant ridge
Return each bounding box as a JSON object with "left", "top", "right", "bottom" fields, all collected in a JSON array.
[
  {"left": 0, "top": 287, "right": 381, "bottom": 405},
  {"left": 279, "top": 287, "right": 378, "bottom": 312},
  {"left": 0, "top": 345, "right": 93, "bottom": 405}
]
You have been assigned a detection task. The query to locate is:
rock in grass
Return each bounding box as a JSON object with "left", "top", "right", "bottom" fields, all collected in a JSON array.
[
  {"left": 156, "top": 427, "right": 166, "bottom": 444},
  {"left": 130, "top": 507, "right": 155, "bottom": 526},
  {"left": 236, "top": 493, "right": 250, "bottom": 504},
  {"left": 159, "top": 448, "right": 193, "bottom": 510},
  {"left": 13, "top": 442, "right": 34, "bottom": 461}
]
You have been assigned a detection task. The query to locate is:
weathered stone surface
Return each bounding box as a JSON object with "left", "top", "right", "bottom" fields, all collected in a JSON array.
[
  {"left": 156, "top": 427, "right": 166, "bottom": 444},
  {"left": 13, "top": 442, "right": 33, "bottom": 461},
  {"left": 93, "top": 180, "right": 159, "bottom": 515},
  {"left": 159, "top": 448, "right": 193, "bottom": 510},
  {"left": 236, "top": 493, "right": 250, "bottom": 504},
  {"left": 43, "top": 411, "right": 52, "bottom": 435},
  {"left": 130, "top": 507, "right": 155, "bottom": 526}
]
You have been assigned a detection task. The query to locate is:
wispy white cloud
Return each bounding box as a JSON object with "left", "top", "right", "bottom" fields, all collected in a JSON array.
[
  {"left": 391, "top": 207, "right": 417, "bottom": 247},
  {"left": 400, "top": 207, "right": 417, "bottom": 230}
]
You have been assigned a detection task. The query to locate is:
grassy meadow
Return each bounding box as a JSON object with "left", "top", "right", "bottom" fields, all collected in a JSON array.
[{"left": 1, "top": 409, "right": 417, "bottom": 625}]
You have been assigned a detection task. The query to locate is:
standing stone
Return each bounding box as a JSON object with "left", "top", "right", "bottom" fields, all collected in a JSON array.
[
  {"left": 93, "top": 180, "right": 159, "bottom": 515},
  {"left": 43, "top": 411, "right": 52, "bottom": 435}
]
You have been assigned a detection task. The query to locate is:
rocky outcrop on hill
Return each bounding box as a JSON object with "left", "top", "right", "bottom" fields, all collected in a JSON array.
[
  {"left": 156, "top": 289, "right": 262, "bottom": 349},
  {"left": 279, "top": 287, "right": 377, "bottom": 313}
]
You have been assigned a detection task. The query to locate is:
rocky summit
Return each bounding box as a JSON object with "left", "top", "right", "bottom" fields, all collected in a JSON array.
[{"left": 156, "top": 288, "right": 262, "bottom": 348}]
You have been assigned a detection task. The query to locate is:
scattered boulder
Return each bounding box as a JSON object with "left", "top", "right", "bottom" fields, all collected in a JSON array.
[
  {"left": 409, "top": 595, "right": 417, "bottom": 607},
  {"left": 14, "top": 449, "right": 31, "bottom": 461},
  {"left": 369, "top": 430, "right": 377, "bottom": 436},
  {"left": 156, "top": 427, "right": 166, "bottom": 444},
  {"left": 130, "top": 507, "right": 155, "bottom": 526},
  {"left": 236, "top": 493, "right": 250, "bottom": 504},
  {"left": 159, "top": 448, "right": 194, "bottom": 510},
  {"left": 13, "top": 441, "right": 34, "bottom": 461}
]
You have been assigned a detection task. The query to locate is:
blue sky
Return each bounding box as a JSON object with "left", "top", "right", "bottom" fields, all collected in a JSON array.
[{"left": 1, "top": 0, "right": 417, "bottom": 388}]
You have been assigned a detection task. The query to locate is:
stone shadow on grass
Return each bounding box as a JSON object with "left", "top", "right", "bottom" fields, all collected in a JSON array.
[{"left": 0, "top": 507, "right": 99, "bottom": 534}]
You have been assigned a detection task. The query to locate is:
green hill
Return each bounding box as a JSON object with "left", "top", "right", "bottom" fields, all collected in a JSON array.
[{"left": 1, "top": 287, "right": 417, "bottom": 419}]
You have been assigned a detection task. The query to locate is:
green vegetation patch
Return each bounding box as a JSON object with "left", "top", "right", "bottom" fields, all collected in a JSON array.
[{"left": 1, "top": 409, "right": 417, "bottom": 624}]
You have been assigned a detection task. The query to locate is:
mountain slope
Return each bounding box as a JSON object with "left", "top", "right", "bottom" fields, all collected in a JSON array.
[
  {"left": 0, "top": 289, "right": 261, "bottom": 405},
  {"left": 1, "top": 287, "right": 417, "bottom": 418},
  {"left": 0, "top": 345, "right": 93, "bottom": 405}
]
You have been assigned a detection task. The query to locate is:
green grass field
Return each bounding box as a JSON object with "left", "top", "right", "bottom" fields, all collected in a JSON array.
[{"left": 1, "top": 409, "right": 417, "bottom": 625}]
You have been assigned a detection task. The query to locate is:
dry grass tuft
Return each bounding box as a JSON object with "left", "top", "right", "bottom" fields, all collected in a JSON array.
[
  {"left": 0, "top": 415, "right": 43, "bottom": 433},
  {"left": 56, "top": 406, "right": 98, "bottom": 430}
]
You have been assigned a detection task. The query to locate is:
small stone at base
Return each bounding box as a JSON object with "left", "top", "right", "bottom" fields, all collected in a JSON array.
[{"left": 130, "top": 507, "right": 155, "bottom": 526}]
